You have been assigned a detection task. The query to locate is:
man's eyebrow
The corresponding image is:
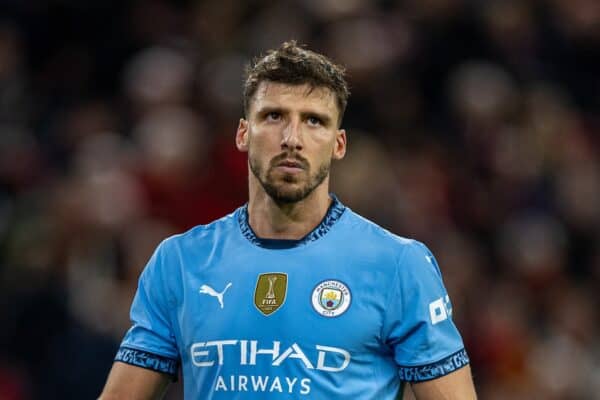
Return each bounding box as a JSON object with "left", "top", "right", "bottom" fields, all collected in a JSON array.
[
  {"left": 253, "top": 105, "right": 335, "bottom": 125},
  {"left": 255, "top": 105, "right": 286, "bottom": 115}
]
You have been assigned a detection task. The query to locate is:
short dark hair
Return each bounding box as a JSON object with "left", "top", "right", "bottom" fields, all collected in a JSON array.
[{"left": 243, "top": 41, "right": 350, "bottom": 125}]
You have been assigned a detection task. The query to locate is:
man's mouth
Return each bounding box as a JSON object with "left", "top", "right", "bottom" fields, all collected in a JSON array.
[
  {"left": 274, "top": 158, "right": 306, "bottom": 174},
  {"left": 278, "top": 160, "right": 304, "bottom": 169}
]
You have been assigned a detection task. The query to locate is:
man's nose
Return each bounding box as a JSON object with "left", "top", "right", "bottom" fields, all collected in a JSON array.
[{"left": 281, "top": 118, "right": 303, "bottom": 151}]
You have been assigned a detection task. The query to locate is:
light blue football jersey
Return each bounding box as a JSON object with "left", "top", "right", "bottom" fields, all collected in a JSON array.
[{"left": 115, "top": 196, "right": 469, "bottom": 399}]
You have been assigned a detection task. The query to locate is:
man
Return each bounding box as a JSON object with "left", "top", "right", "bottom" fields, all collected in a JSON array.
[{"left": 100, "top": 41, "right": 477, "bottom": 399}]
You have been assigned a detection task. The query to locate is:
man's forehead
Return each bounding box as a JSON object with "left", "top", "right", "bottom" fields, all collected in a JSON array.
[{"left": 252, "top": 81, "right": 337, "bottom": 111}]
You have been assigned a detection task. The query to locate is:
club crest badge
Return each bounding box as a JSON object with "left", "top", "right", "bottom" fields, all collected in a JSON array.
[
  {"left": 254, "top": 273, "right": 287, "bottom": 316},
  {"left": 311, "top": 280, "right": 351, "bottom": 317}
]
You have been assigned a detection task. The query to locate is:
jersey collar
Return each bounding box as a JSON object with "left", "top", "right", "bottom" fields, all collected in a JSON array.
[{"left": 238, "top": 195, "right": 346, "bottom": 249}]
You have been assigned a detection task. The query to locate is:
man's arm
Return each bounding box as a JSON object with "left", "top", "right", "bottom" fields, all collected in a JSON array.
[
  {"left": 410, "top": 365, "right": 477, "bottom": 400},
  {"left": 98, "top": 362, "right": 171, "bottom": 400}
]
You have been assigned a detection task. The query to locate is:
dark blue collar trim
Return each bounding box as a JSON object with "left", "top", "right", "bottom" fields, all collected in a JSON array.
[{"left": 238, "top": 195, "right": 346, "bottom": 249}]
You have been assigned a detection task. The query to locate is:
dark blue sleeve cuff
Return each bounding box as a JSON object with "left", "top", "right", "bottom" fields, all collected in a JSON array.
[
  {"left": 398, "top": 348, "right": 470, "bottom": 382},
  {"left": 115, "top": 346, "right": 179, "bottom": 380}
]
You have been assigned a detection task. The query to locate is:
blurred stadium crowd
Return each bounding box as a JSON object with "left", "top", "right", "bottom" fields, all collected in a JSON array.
[{"left": 1, "top": 0, "right": 599, "bottom": 399}]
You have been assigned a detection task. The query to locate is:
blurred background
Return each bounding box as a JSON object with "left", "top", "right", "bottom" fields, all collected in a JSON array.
[{"left": 0, "top": 0, "right": 599, "bottom": 399}]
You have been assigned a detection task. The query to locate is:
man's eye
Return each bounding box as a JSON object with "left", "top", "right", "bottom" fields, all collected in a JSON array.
[
  {"left": 307, "top": 116, "right": 322, "bottom": 126},
  {"left": 266, "top": 112, "right": 281, "bottom": 121}
]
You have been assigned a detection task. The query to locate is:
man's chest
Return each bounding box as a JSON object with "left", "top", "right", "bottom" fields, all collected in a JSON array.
[{"left": 172, "top": 251, "right": 393, "bottom": 365}]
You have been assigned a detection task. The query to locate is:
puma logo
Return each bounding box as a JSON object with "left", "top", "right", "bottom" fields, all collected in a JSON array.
[{"left": 199, "top": 283, "right": 232, "bottom": 309}]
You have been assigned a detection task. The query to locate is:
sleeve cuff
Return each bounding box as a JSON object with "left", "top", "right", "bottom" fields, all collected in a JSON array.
[
  {"left": 398, "top": 348, "right": 470, "bottom": 382},
  {"left": 115, "top": 346, "right": 179, "bottom": 380}
]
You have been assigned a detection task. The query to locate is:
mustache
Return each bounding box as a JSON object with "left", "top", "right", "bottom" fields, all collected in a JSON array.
[{"left": 269, "top": 153, "right": 310, "bottom": 169}]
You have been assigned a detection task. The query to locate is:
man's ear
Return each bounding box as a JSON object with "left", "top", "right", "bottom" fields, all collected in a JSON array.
[
  {"left": 332, "top": 129, "right": 347, "bottom": 160},
  {"left": 236, "top": 118, "right": 249, "bottom": 152}
]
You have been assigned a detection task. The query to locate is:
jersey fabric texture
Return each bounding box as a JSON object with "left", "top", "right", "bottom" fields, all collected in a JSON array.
[{"left": 115, "top": 197, "right": 469, "bottom": 399}]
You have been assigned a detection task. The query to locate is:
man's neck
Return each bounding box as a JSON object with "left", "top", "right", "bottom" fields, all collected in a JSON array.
[{"left": 247, "top": 184, "right": 332, "bottom": 241}]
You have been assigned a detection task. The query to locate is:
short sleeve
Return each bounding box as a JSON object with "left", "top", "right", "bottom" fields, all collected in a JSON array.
[
  {"left": 383, "top": 240, "right": 469, "bottom": 382},
  {"left": 114, "top": 241, "right": 180, "bottom": 378}
]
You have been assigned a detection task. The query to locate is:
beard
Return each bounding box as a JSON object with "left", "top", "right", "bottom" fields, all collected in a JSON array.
[{"left": 249, "top": 152, "right": 330, "bottom": 204}]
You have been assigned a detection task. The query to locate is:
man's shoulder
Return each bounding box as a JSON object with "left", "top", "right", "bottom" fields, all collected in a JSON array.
[
  {"left": 340, "top": 208, "right": 436, "bottom": 267},
  {"left": 159, "top": 207, "right": 242, "bottom": 251},
  {"left": 341, "top": 208, "right": 415, "bottom": 247},
  {"left": 342, "top": 209, "right": 444, "bottom": 281},
  {"left": 336, "top": 209, "right": 438, "bottom": 276}
]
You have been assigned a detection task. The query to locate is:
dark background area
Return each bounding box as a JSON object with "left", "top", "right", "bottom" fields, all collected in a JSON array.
[{"left": 0, "top": 0, "right": 599, "bottom": 398}]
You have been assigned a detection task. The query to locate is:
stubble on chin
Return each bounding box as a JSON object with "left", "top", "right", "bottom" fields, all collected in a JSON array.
[{"left": 249, "top": 156, "right": 330, "bottom": 204}]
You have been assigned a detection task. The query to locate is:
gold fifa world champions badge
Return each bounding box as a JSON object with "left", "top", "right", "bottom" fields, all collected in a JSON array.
[{"left": 254, "top": 273, "right": 288, "bottom": 316}]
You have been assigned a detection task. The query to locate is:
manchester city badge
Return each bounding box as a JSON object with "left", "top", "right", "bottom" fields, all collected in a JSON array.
[{"left": 311, "top": 280, "right": 351, "bottom": 317}]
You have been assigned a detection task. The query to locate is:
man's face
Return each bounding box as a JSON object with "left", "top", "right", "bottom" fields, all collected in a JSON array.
[{"left": 236, "top": 81, "right": 346, "bottom": 203}]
